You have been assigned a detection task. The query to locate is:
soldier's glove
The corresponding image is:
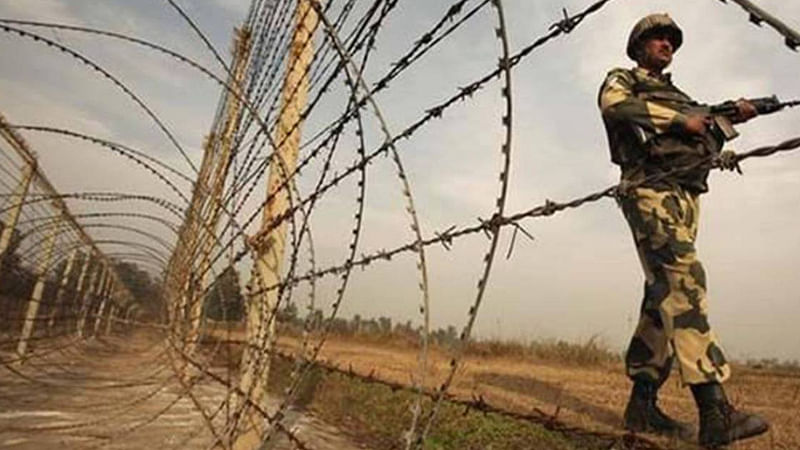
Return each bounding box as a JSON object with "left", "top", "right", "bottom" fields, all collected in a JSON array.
[
  {"left": 616, "top": 179, "right": 635, "bottom": 196},
  {"left": 715, "top": 150, "right": 743, "bottom": 175}
]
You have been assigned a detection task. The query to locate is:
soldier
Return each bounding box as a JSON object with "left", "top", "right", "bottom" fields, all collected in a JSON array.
[{"left": 598, "top": 13, "right": 770, "bottom": 447}]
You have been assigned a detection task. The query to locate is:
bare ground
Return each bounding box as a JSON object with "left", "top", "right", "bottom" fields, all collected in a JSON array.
[{"left": 0, "top": 330, "right": 362, "bottom": 449}]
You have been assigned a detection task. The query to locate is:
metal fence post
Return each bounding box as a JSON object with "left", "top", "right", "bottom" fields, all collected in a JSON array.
[
  {"left": 47, "top": 247, "right": 77, "bottom": 332},
  {"left": 77, "top": 262, "right": 103, "bottom": 338},
  {"left": 15, "top": 215, "right": 59, "bottom": 363},
  {"left": 233, "top": 2, "right": 316, "bottom": 447},
  {"left": 93, "top": 274, "right": 113, "bottom": 337},
  {"left": 105, "top": 304, "right": 116, "bottom": 335}
]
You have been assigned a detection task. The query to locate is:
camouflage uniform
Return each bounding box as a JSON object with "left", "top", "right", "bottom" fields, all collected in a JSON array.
[{"left": 599, "top": 66, "right": 731, "bottom": 386}]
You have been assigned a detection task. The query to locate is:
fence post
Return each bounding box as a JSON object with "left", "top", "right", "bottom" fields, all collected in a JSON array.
[
  {"left": 233, "top": 2, "right": 317, "bottom": 447},
  {"left": 93, "top": 274, "right": 113, "bottom": 337},
  {"left": 105, "top": 304, "right": 116, "bottom": 335},
  {"left": 185, "top": 28, "right": 252, "bottom": 363},
  {"left": 77, "top": 262, "right": 103, "bottom": 338},
  {"left": 15, "top": 214, "right": 59, "bottom": 363},
  {"left": 71, "top": 251, "right": 91, "bottom": 326},
  {"left": 47, "top": 247, "right": 77, "bottom": 332}
]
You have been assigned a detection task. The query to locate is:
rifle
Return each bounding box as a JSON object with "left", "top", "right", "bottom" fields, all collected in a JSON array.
[{"left": 697, "top": 96, "right": 800, "bottom": 144}]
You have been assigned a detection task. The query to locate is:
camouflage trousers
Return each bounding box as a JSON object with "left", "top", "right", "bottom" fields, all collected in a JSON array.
[{"left": 619, "top": 186, "right": 731, "bottom": 386}]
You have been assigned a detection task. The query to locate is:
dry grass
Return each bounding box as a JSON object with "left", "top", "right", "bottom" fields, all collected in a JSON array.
[
  {"left": 298, "top": 329, "right": 622, "bottom": 369},
  {"left": 203, "top": 325, "right": 800, "bottom": 449},
  {"left": 275, "top": 335, "right": 798, "bottom": 450},
  {"left": 266, "top": 355, "right": 607, "bottom": 450},
  {"left": 465, "top": 335, "right": 621, "bottom": 367}
]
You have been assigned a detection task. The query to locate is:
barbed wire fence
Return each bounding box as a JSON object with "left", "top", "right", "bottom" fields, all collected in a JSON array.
[{"left": 0, "top": 0, "right": 797, "bottom": 449}]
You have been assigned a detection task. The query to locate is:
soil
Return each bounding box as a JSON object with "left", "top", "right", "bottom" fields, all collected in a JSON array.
[{"left": 0, "top": 330, "right": 363, "bottom": 449}]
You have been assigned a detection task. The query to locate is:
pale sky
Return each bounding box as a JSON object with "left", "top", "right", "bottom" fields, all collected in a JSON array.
[{"left": 1, "top": 0, "right": 799, "bottom": 362}]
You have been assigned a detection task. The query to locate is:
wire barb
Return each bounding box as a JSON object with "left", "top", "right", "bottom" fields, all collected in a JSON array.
[{"left": 550, "top": 8, "right": 577, "bottom": 33}]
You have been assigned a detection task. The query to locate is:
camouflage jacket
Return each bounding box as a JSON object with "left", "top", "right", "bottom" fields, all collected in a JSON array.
[{"left": 598, "top": 67, "right": 720, "bottom": 193}]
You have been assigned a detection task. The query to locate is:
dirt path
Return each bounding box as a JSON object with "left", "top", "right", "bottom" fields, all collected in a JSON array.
[
  {"left": 0, "top": 331, "right": 362, "bottom": 449},
  {"left": 297, "top": 336, "right": 800, "bottom": 450}
]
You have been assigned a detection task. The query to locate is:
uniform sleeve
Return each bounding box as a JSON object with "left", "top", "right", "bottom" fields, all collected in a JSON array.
[{"left": 599, "top": 70, "right": 688, "bottom": 135}]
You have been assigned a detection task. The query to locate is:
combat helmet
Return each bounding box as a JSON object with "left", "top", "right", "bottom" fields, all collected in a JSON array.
[{"left": 626, "top": 13, "right": 683, "bottom": 61}]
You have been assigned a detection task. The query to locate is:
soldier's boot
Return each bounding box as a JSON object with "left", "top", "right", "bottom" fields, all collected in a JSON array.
[
  {"left": 623, "top": 379, "right": 694, "bottom": 440},
  {"left": 690, "top": 382, "right": 769, "bottom": 448}
]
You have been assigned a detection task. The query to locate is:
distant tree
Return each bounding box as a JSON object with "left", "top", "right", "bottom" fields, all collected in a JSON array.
[
  {"left": 114, "top": 260, "right": 162, "bottom": 320},
  {"left": 446, "top": 325, "right": 458, "bottom": 343},
  {"left": 394, "top": 319, "right": 414, "bottom": 334},
  {"left": 363, "top": 318, "right": 379, "bottom": 334},
  {"left": 0, "top": 223, "right": 34, "bottom": 300},
  {"left": 0, "top": 222, "right": 36, "bottom": 327},
  {"left": 378, "top": 316, "right": 392, "bottom": 334},
  {"left": 330, "top": 317, "right": 349, "bottom": 333},
  {"left": 308, "top": 308, "right": 324, "bottom": 329},
  {"left": 277, "top": 301, "right": 299, "bottom": 325},
  {"left": 0, "top": 221, "right": 21, "bottom": 270},
  {"left": 430, "top": 325, "right": 459, "bottom": 347},
  {"left": 203, "top": 266, "right": 244, "bottom": 321}
]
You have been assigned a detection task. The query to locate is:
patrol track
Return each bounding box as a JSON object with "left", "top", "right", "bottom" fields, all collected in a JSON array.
[{"left": 0, "top": 0, "right": 798, "bottom": 449}]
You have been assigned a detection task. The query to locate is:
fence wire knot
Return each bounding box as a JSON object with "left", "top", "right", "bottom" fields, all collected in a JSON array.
[
  {"left": 435, "top": 225, "right": 456, "bottom": 251},
  {"left": 478, "top": 213, "right": 505, "bottom": 238},
  {"left": 550, "top": 8, "right": 577, "bottom": 33},
  {"left": 541, "top": 199, "right": 558, "bottom": 216}
]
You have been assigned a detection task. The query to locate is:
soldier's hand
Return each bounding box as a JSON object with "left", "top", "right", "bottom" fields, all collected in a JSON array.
[
  {"left": 715, "top": 150, "right": 743, "bottom": 174},
  {"left": 731, "top": 98, "right": 758, "bottom": 124},
  {"left": 684, "top": 114, "right": 712, "bottom": 135}
]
